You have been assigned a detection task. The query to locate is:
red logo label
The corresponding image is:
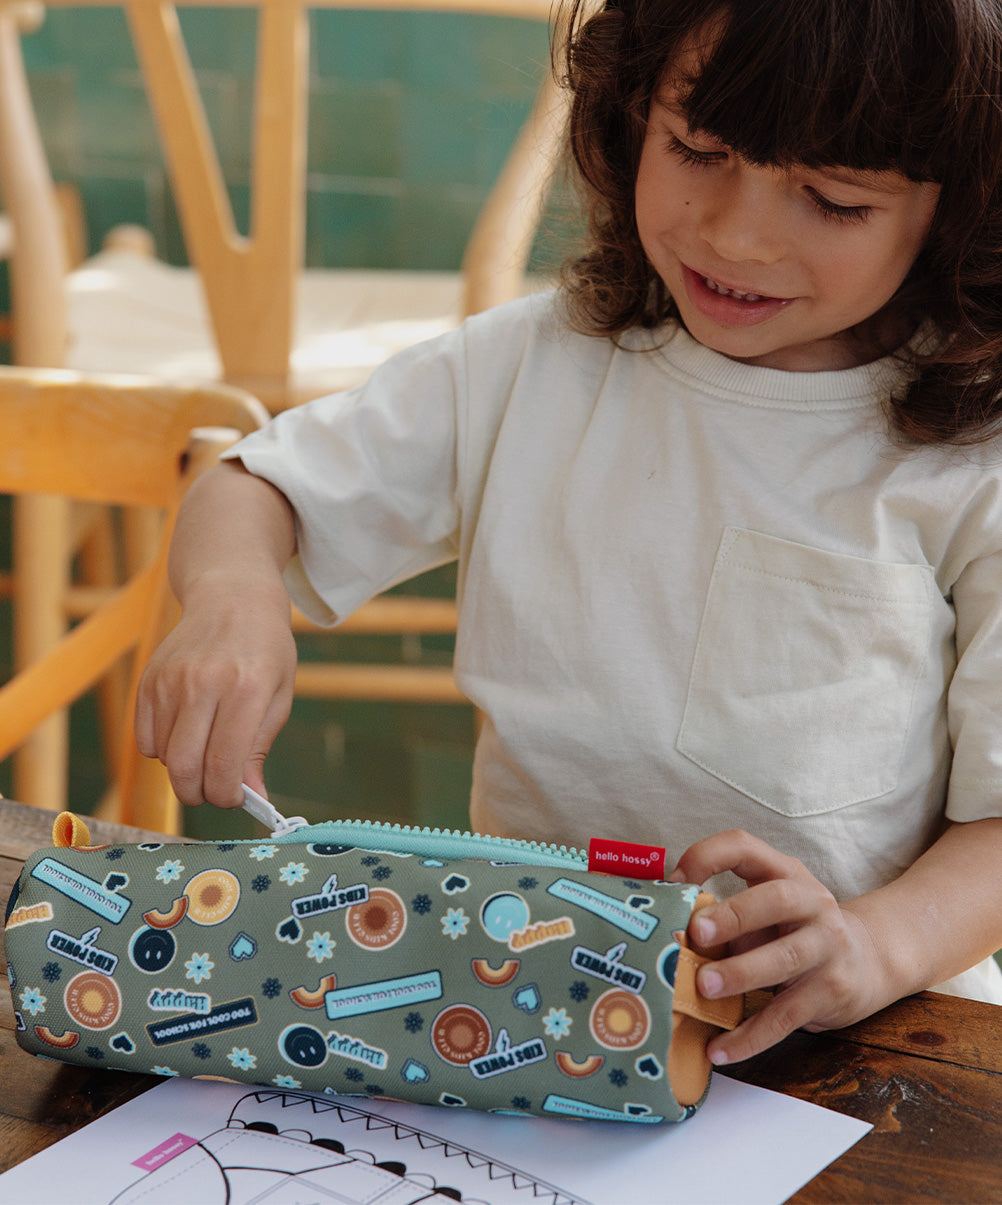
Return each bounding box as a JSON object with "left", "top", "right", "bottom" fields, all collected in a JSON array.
[{"left": 587, "top": 838, "right": 667, "bottom": 879}]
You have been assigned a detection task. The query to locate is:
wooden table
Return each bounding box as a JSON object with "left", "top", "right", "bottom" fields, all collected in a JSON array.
[{"left": 2, "top": 797, "right": 1002, "bottom": 1202}]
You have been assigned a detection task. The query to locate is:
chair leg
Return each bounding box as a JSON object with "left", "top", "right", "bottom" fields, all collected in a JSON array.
[
  {"left": 12, "top": 492, "right": 70, "bottom": 808},
  {"left": 76, "top": 507, "right": 128, "bottom": 778}
]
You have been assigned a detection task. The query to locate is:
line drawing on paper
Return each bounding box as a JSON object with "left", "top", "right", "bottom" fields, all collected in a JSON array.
[{"left": 109, "top": 1089, "right": 593, "bottom": 1205}]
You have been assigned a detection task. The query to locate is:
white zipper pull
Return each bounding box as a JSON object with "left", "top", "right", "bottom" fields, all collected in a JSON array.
[{"left": 241, "top": 783, "right": 308, "bottom": 837}]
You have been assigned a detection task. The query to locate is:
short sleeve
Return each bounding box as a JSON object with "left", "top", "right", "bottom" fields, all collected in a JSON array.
[
  {"left": 946, "top": 541, "right": 1002, "bottom": 822},
  {"left": 224, "top": 326, "right": 468, "bottom": 626}
]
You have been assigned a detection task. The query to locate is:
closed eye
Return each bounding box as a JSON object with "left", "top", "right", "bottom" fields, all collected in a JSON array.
[
  {"left": 665, "top": 128, "right": 874, "bottom": 226},
  {"left": 805, "top": 187, "right": 872, "bottom": 226},
  {"left": 665, "top": 133, "right": 726, "bottom": 168}
]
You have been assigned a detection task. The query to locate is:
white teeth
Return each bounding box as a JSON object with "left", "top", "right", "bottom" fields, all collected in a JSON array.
[{"left": 703, "top": 276, "right": 764, "bottom": 302}]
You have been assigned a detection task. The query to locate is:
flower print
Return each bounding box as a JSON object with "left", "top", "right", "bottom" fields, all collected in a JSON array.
[
  {"left": 404, "top": 1012, "right": 424, "bottom": 1034},
  {"left": 261, "top": 978, "right": 282, "bottom": 999},
  {"left": 543, "top": 1007, "right": 572, "bottom": 1040},
  {"left": 151, "top": 1065, "right": 178, "bottom": 1076},
  {"left": 440, "top": 907, "right": 470, "bottom": 940},
  {"left": 41, "top": 962, "right": 62, "bottom": 983},
  {"left": 518, "top": 876, "right": 538, "bottom": 891},
  {"left": 249, "top": 843, "right": 278, "bottom": 861},
  {"left": 19, "top": 987, "right": 46, "bottom": 1016},
  {"left": 273, "top": 1074, "right": 301, "bottom": 1089},
  {"left": 306, "top": 931, "right": 336, "bottom": 963},
  {"left": 192, "top": 1043, "right": 212, "bottom": 1060},
  {"left": 361, "top": 856, "right": 381, "bottom": 867},
  {"left": 104, "top": 847, "right": 124, "bottom": 860},
  {"left": 279, "top": 861, "right": 308, "bottom": 885},
  {"left": 511, "top": 1096, "right": 531, "bottom": 1110},
  {"left": 227, "top": 1047, "right": 258, "bottom": 1071},
  {"left": 344, "top": 1067, "right": 363, "bottom": 1082},
  {"left": 184, "top": 953, "right": 214, "bottom": 984},
  {"left": 155, "top": 858, "right": 184, "bottom": 884},
  {"left": 251, "top": 874, "right": 271, "bottom": 893},
  {"left": 372, "top": 865, "right": 391, "bottom": 881},
  {"left": 85, "top": 1047, "right": 104, "bottom": 1061},
  {"left": 568, "top": 981, "right": 590, "bottom": 1003},
  {"left": 609, "top": 1068, "right": 628, "bottom": 1087},
  {"left": 411, "top": 894, "right": 432, "bottom": 915}
]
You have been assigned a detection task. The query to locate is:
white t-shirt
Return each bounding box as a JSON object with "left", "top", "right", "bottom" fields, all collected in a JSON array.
[{"left": 229, "top": 292, "right": 1002, "bottom": 1002}]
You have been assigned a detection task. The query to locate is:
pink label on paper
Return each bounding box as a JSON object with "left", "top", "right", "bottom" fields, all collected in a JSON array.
[{"left": 132, "top": 1132, "right": 198, "bottom": 1170}]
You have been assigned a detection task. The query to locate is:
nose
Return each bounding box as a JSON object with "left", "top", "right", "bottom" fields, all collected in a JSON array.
[{"left": 698, "top": 168, "right": 786, "bottom": 266}]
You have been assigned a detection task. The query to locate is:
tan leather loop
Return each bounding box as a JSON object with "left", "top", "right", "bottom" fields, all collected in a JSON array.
[{"left": 673, "top": 945, "right": 743, "bottom": 1030}]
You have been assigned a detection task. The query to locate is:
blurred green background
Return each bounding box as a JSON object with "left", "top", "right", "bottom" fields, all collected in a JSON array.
[{"left": 0, "top": 4, "right": 566, "bottom": 840}]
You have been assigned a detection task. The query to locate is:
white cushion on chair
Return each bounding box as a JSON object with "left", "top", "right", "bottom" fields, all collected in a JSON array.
[{"left": 65, "top": 248, "right": 464, "bottom": 400}]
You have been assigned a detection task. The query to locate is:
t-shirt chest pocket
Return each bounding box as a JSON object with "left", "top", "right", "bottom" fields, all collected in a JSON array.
[{"left": 677, "top": 527, "right": 934, "bottom": 816}]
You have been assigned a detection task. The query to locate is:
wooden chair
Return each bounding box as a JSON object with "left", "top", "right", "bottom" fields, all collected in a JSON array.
[
  {"left": 0, "top": 0, "right": 571, "bottom": 806},
  {"left": 0, "top": 366, "right": 268, "bottom": 831}
]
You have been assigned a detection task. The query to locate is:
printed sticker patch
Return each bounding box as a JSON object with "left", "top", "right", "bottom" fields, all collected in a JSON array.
[
  {"left": 324, "top": 971, "right": 443, "bottom": 1020},
  {"left": 31, "top": 859, "right": 132, "bottom": 923},
  {"left": 146, "top": 996, "right": 258, "bottom": 1046},
  {"left": 46, "top": 925, "right": 118, "bottom": 975},
  {"left": 469, "top": 1028, "right": 547, "bottom": 1080},
  {"left": 64, "top": 970, "right": 123, "bottom": 1030},
  {"left": 547, "top": 878, "right": 659, "bottom": 941},
  {"left": 571, "top": 941, "right": 646, "bottom": 993},
  {"left": 291, "top": 873, "right": 368, "bottom": 920},
  {"left": 432, "top": 1004, "right": 492, "bottom": 1066},
  {"left": 6, "top": 901, "right": 54, "bottom": 928}
]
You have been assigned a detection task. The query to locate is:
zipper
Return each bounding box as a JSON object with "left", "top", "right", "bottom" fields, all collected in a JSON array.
[
  {"left": 240, "top": 784, "right": 588, "bottom": 870},
  {"left": 279, "top": 817, "right": 589, "bottom": 870}
]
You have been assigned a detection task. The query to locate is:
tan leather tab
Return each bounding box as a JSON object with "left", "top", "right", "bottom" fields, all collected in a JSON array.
[
  {"left": 673, "top": 944, "right": 743, "bottom": 1031},
  {"left": 52, "top": 811, "right": 92, "bottom": 849},
  {"left": 667, "top": 895, "right": 746, "bottom": 1107}
]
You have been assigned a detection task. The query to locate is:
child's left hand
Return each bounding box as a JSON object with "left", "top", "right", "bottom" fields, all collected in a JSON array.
[{"left": 669, "top": 830, "right": 886, "bottom": 1065}]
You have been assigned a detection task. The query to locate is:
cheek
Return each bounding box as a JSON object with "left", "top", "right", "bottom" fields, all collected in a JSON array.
[
  {"left": 635, "top": 149, "right": 688, "bottom": 236},
  {"left": 815, "top": 240, "right": 910, "bottom": 310}
]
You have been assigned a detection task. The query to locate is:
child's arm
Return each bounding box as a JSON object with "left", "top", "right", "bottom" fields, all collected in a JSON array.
[
  {"left": 134, "top": 460, "right": 299, "bottom": 808},
  {"left": 669, "top": 818, "right": 1002, "bottom": 1064}
]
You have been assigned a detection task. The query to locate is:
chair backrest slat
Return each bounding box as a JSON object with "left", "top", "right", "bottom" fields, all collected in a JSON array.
[
  {"left": 0, "top": 0, "right": 568, "bottom": 403},
  {"left": 125, "top": 1, "right": 308, "bottom": 394}
]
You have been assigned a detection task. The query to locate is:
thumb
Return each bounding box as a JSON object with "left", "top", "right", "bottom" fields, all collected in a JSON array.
[
  {"left": 242, "top": 682, "right": 294, "bottom": 801},
  {"left": 242, "top": 755, "right": 269, "bottom": 800}
]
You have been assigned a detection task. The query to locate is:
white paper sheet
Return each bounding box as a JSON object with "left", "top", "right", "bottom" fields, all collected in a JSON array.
[{"left": 0, "top": 1073, "right": 869, "bottom": 1205}]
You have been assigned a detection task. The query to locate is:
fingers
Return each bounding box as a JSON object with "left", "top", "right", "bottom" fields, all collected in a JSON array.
[
  {"left": 706, "top": 986, "right": 820, "bottom": 1065},
  {"left": 134, "top": 628, "right": 295, "bottom": 809},
  {"left": 165, "top": 681, "right": 263, "bottom": 809},
  {"left": 697, "top": 905, "right": 837, "bottom": 996},
  {"left": 668, "top": 830, "right": 872, "bottom": 1063},
  {"left": 671, "top": 828, "right": 805, "bottom": 889},
  {"left": 690, "top": 875, "right": 835, "bottom": 951}
]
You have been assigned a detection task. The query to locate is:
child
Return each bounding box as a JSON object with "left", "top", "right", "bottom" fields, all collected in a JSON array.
[{"left": 135, "top": 0, "right": 1002, "bottom": 1067}]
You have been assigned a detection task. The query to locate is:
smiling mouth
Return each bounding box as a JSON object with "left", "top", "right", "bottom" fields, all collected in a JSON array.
[{"left": 701, "top": 275, "right": 772, "bottom": 303}]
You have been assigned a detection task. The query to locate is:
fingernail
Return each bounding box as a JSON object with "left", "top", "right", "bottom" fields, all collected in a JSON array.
[
  {"left": 700, "top": 968, "right": 723, "bottom": 998},
  {"left": 667, "top": 867, "right": 685, "bottom": 883},
  {"left": 692, "top": 915, "right": 716, "bottom": 945},
  {"left": 708, "top": 1047, "right": 729, "bottom": 1067}
]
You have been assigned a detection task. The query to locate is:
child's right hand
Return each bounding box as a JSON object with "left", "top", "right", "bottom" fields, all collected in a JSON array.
[
  {"left": 134, "top": 576, "right": 297, "bottom": 808},
  {"left": 133, "top": 460, "right": 300, "bottom": 809}
]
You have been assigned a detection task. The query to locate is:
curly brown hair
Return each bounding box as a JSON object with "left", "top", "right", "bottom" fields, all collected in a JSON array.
[{"left": 557, "top": 0, "right": 1002, "bottom": 445}]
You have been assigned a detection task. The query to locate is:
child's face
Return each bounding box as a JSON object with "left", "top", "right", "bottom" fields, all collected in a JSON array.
[{"left": 635, "top": 78, "right": 941, "bottom": 371}]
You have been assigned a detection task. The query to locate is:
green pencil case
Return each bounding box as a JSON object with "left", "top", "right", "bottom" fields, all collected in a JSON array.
[{"left": 4, "top": 803, "right": 741, "bottom": 1125}]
